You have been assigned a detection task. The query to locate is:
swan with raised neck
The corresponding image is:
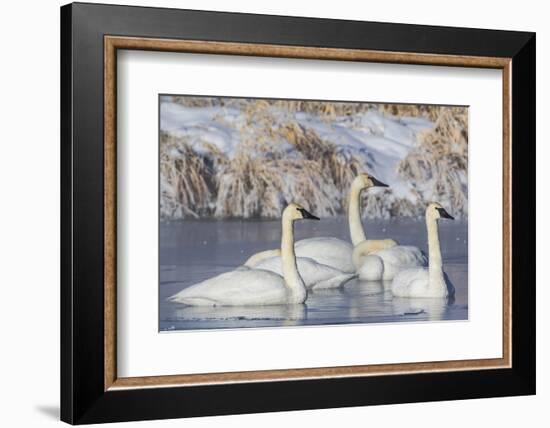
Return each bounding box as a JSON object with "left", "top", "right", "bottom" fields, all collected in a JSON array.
[
  {"left": 280, "top": 203, "right": 311, "bottom": 302},
  {"left": 169, "top": 203, "right": 319, "bottom": 306},
  {"left": 425, "top": 202, "right": 451, "bottom": 292},
  {"left": 391, "top": 202, "right": 455, "bottom": 298},
  {"left": 348, "top": 173, "right": 397, "bottom": 248}
]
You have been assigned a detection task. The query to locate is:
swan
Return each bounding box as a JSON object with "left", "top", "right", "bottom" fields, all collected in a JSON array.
[
  {"left": 252, "top": 255, "right": 357, "bottom": 290},
  {"left": 242, "top": 249, "right": 282, "bottom": 268},
  {"left": 353, "top": 194, "right": 430, "bottom": 281},
  {"left": 345, "top": 173, "right": 398, "bottom": 250},
  {"left": 391, "top": 203, "right": 455, "bottom": 298},
  {"left": 168, "top": 203, "right": 319, "bottom": 306},
  {"left": 354, "top": 243, "right": 427, "bottom": 281},
  {"left": 244, "top": 173, "right": 395, "bottom": 273}
]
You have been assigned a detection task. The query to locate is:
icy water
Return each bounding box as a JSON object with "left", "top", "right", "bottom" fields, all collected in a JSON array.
[{"left": 160, "top": 217, "right": 468, "bottom": 331}]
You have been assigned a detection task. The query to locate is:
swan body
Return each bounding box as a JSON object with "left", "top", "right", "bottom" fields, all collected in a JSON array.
[
  {"left": 353, "top": 254, "right": 384, "bottom": 281},
  {"left": 243, "top": 249, "right": 281, "bottom": 267},
  {"left": 168, "top": 269, "right": 300, "bottom": 306},
  {"left": 253, "top": 255, "right": 357, "bottom": 290},
  {"left": 354, "top": 244, "right": 427, "bottom": 281},
  {"left": 169, "top": 203, "right": 319, "bottom": 306},
  {"left": 391, "top": 203, "right": 455, "bottom": 298},
  {"left": 294, "top": 237, "right": 354, "bottom": 273},
  {"left": 356, "top": 238, "right": 398, "bottom": 255},
  {"left": 244, "top": 237, "right": 354, "bottom": 273},
  {"left": 391, "top": 268, "right": 453, "bottom": 298}
]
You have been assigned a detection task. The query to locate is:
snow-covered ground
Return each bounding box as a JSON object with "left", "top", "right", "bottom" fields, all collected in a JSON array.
[{"left": 159, "top": 96, "right": 468, "bottom": 219}]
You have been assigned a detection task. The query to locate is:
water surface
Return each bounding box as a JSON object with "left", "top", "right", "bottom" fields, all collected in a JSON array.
[{"left": 160, "top": 217, "right": 468, "bottom": 331}]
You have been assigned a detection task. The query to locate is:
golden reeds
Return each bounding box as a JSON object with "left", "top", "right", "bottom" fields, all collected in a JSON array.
[
  {"left": 160, "top": 132, "right": 225, "bottom": 219},
  {"left": 160, "top": 98, "right": 468, "bottom": 220},
  {"left": 397, "top": 107, "right": 468, "bottom": 217}
]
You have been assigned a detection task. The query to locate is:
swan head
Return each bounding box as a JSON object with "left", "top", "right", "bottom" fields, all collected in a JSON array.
[
  {"left": 283, "top": 203, "right": 320, "bottom": 222},
  {"left": 353, "top": 172, "right": 388, "bottom": 191},
  {"left": 427, "top": 202, "right": 454, "bottom": 221}
]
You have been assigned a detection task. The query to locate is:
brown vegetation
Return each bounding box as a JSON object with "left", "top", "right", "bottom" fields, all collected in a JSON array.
[{"left": 160, "top": 97, "right": 468, "bottom": 220}]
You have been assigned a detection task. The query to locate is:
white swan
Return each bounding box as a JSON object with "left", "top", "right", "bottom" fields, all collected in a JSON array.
[
  {"left": 345, "top": 173, "right": 398, "bottom": 250},
  {"left": 168, "top": 203, "right": 319, "bottom": 306},
  {"left": 391, "top": 203, "right": 455, "bottom": 298},
  {"left": 354, "top": 244, "right": 427, "bottom": 281},
  {"left": 242, "top": 249, "right": 282, "bottom": 268},
  {"left": 252, "top": 255, "right": 357, "bottom": 290},
  {"left": 244, "top": 173, "right": 395, "bottom": 273}
]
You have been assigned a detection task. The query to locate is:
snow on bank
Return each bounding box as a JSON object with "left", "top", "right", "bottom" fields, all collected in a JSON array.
[{"left": 159, "top": 96, "right": 467, "bottom": 220}]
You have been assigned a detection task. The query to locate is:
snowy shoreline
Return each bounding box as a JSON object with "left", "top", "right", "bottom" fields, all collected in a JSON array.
[{"left": 159, "top": 96, "right": 468, "bottom": 220}]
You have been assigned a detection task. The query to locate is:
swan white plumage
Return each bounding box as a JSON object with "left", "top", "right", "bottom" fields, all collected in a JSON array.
[
  {"left": 345, "top": 173, "right": 398, "bottom": 250},
  {"left": 244, "top": 173, "right": 395, "bottom": 273},
  {"left": 168, "top": 203, "right": 319, "bottom": 306},
  {"left": 252, "top": 255, "right": 357, "bottom": 290},
  {"left": 354, "top": 244, "right": 427, "bottom": 281},
  {"left": 242, "top": 249, "right": 282, "bottom": 268},
  {"left": 391, "top": 203, "right": 455, "bottom": 298}
]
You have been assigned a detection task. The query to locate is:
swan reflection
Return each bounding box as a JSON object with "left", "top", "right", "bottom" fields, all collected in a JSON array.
[
  {"left": 173, "top": 303, "right": 307, "bottom": 326},
  {"left": 336, "top": 279, "right": 456, "bottom": 322},
  {"left": 344, "top": 279, "right": 390, "bottom": 295},
  {"left": 390, "top": 295, "right": 455, "bottom": 321}
]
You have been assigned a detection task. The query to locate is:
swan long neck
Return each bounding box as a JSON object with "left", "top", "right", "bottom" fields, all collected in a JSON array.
[
  {"left": 281, "top": 217, "right": 306, "bottom": 301},
  {"left": 426, "top": 216, "right": 444, "bottom": 279},
  {"left": 349, "top": 182, "right": 367, "bottom": 246}
]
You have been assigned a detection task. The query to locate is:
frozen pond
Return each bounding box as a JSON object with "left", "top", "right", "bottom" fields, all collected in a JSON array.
[{"left": 160, "top": 217, "right": 468, "bottom": 331}]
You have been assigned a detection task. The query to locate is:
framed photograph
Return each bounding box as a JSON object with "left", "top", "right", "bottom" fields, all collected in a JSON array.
[{"left": 61, "top": 2, "right": 535, "bottom": 424}]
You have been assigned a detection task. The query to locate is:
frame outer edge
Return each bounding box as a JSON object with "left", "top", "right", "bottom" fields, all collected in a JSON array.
[
  {"left": 510, "top": 33, "right": 536, "bottom": 391},
  {"left": 63, "top": 3, "right": 536, "bottom": 423},
  {"left": 60, "top": 3, "right": 75, "bottom": 424}
]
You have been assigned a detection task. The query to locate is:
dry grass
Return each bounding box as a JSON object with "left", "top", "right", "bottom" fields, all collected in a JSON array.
[
  {"left": 214, "top": 154, "right": 339, "bottom": 218},
  {"left": 170, "top": 95, "right": 445, "bottom": 120},
  {"left": 377, "top": 104, "right": 444, "bottom": 121},
  {"left": 397, "top": 107, "right": 468, "bottom": 216},
  {"left": 160, "top": 97, "right": 468, "bottom": 220},
  {"left": 278, "top": 122, "right": 363, "bottom": 190},
  {"left": 160, "top": 133, "right": 225, "bottom": 219}
]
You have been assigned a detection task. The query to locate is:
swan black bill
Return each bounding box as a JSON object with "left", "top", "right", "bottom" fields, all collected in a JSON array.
[
  {"left": 370, "top": 176, "right": 389, "bottom": 187},
  {"left": 298, "top": 208, "right": 320, "bottom": 220},
  {"left": 436, "top": 207, "right": 454, "bottom": 220}
]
